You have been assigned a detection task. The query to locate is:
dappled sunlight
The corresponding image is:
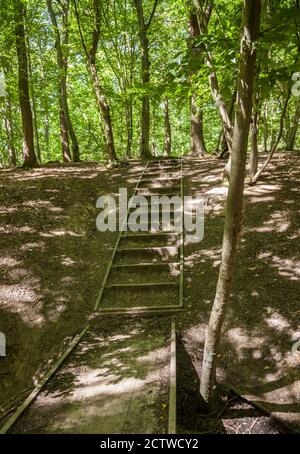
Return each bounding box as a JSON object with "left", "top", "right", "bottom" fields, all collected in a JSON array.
[
  {"left": 0, "top": 284, "right": 45, "bottom": 327},
  {"left": 0, "top": 225, "right": 36, "bottom": 234},
  {"left": 40, "top": 229, "right": 84, "bottom": 237},
  {"left": 258, "top": 252, "right": 300, "bottom": 281},
  {"left": 21, "top": 241, "right": 45, "bottom": 252},
  {"left": 265, "top": 311, "right": 291, "bottom": 333},
  {"left": 270, "top": 256, "right": 300, "bottom": 281},
  {"left": 246, "top": 210, "right": 291, "bottom": 234},
  {"left": 12, "top": 323, "right": 170, "bottom": 433}
]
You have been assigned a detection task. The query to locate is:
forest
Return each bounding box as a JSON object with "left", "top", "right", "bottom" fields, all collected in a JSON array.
[{"left": 0, "top": 0, "right": 299, "bottom": 439}]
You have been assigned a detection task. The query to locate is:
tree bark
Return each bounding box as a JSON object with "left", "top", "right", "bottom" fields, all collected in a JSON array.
[
  {"left": 88, "top": 61, "right": 116, "bottom": 161},
  {"left": 73, "top": 0, "right": 116, "bottom": 161},
  {"left": 193, "top": 0, "right": 234, "bottom": 180},
  {"left": 44, "top": 106, "right": 51, "bottom": 161},
  {"left": 189, "top": 10, "right": 207, "bottom": 156},
  {"left": 59, "top": 94, "right": 71, "bottom": 162},
  {"left": 200, "top": 0, "right": 261, "bottom": 410},
  {"left": 125, "top": 99, "right": 133, "bottom": 158},
  {"left": 263, "top": 100, "right": 269, "bottom": 152},
  {"left": 2, "top": 65, "right": 17, "bottom": 167},
  {"left": 26, "top": 32, "right": 41, "bottom": 163},
  {"left": 286, "top": 99, "right": 300, "bottom": 150},
  {"left": 47, "top": 0, "right": 79, "bottom": 162},
  {"left": 4, "top": 93, "right": 17, "bottom": 167},
  {"left": 134, "top": 0, "right": 158, "bottom": 159},
  {"left": 14, "top": 0, "right": 37, "bottom": 167},
  {"left": 249, "top": 95, "right": 259, "bottom": 178},
  {"left": 218, "top": 88, "right": 237, "bottom": 159},
  {"left": 163, "top": 98, "right": 171, "bottom": 156}
]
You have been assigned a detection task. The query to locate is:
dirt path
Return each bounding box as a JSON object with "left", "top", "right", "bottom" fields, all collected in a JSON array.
[{"left": 0, "top": 154, "right": 299, "bottom": 434}]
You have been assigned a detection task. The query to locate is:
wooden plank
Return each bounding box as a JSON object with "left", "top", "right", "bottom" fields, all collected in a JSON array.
[
  {"left": 111, "top": 262, "right": 180, "bottom": 269},
  {"left": 121, "top": 232, "right": 179, "bottom": 238},
  {"left": 106, "top": 282, "right": 179, "bottom": 289},
  {"left": 136, "top": 186, "right": 181, "bottom": 191},
  {"left": 168, "top": 321, "right": 177, "bottom": 434},
  {"left": 0, "top": 325, "right": 90, "bottom": 434},
  {"left": 98, "top": 305, "right": 184, "bottom": 315},
  {"left": 135, "top": 192, "right": 181, "bottom": 197},
  {"left": 139, "top": 177, "right": 180, "bottom": 183},
  {"left": 116, "top": 246, "right": 178, "bottom": 253}
]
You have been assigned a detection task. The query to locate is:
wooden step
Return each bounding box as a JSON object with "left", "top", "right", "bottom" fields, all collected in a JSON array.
[
  {"left": 105, "top": 282, "right": 179, "bottom": 289},
  {"left": 135, "top": 186, "right": 180, "bottom": 193},
  {"left": 145, "top": 169, "right": 181, "bottom": 177},
  {"left": 121, "top": 232, "right": 179, "bottom": 238},
  {"left": 140, "top": 177, "right": 180, "bottom": 183},
  {"left": 111, "top": 261, "right": 180, "bottom": 269},
  {"left": 97, "top": 305, "right": 184, "bottom": 315},
  {"left": 115, "top": 246, "right": 178, "bottom": 253},
  {"left": 133, "top": 192, "right": 181, "bottom": 197}
]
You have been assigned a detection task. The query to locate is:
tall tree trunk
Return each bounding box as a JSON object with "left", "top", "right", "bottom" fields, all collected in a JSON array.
[
  {"left": 2, "top": 66, "right": 17, "bottom": 167},
  {"left": 190, "top": 95, "right": 207, "bottom": 156},
  {"left": 14, "top": 0, "right": 37, "bottom": 168},
  {"left": 249, "top": 95, "right": 259, "bottom": 178},
  {"left": 263, "top": 100, "right": 269, "bottom": 152},
  {"left": 125, "top": 99, "right": 133, "bottom": 158},
  {"left": 59, "top": 94, "right": 71, "bottom": 162},
  {"left": 193, "top": 0, "right": 234, "bottom": 180},
  {"left": 218, "top": 88, "right": 237, "bottom": 159},
  {"left": 189, "top": 10, "right": 207, "bottom": 156},
  {"left": 73, "top": 0, "right": 116, "bottom": 162},
  {"left": 163, "top": 98, "right": 171, "bottom": 156},
  {"left": 200, "top": 0, "right": 261, "bottom": 410},
  {"left": 47, "top": 0, "right": 79, "bottom": 162},
  {"left": 26, "top": 33, "right": 41, "bottom": 163},
  {"left": 88, "top": 62, "right": 116, "bottom": 162},
  {"left": 4, "top": 94, "right": 17, "bottom": 167},
  {"left": 134, "top": 0, "right": 158, "bottom": 159},
  {"left": 286, "top": 99, "right": 300, "bottom": 150},
  {"left": 44, "top": 106, "right": 51, "bottom": 161},
  {"left": 250, "top": 113, "right": 259, "bottom": 178},
  {"left": 251, "top": 90, "right": 291, "bottom": 184}
]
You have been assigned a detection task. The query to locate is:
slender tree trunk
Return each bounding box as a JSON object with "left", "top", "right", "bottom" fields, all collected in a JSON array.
[
  {"left": 200, "top": 0, "right": 261, "bottom": 410},
  {"left": 88, "top": 62, "right": 116, "bottom": 162},
  {"left": 47, "top": 0, "right": 79, "bottom": 162},
  {"left": 136, "top": 0, "right": 151, "bottom": 158},
  {"left": 134, "top": 0, "right": 158, "bottom": 159},
  {"left": 163, "top": 98, "right": 171, "bottom": 156},
  {"left": 189, "top": 10, "right": 207, "bottom": 156},
  {"left": 4, "top": 97, "right": 17, "bottom": 167},
  {"left": 125, "top": 99, "right": 133, "bottom": 157},
  {"left": 44, "top": 107, "right": 51, "bottom": 161},
  {"left": 263, "top": 100, "right": 269, "bottom": 152},
  {"left": 73, "top": 0, "right": 116, "bottom": 162},
  {"left": 59, "top": 94, "right": 71, "bottom": 162},
  {"left": 250, "top": 95, "right": 259, "bottom": 178},
  {"left": 2, "top": 70, "right": 17, "bottom": 167},
  {"left": 14, "top": 0, "right": 37, "bottom": 167},
  {"left": 193, "top": 0, "right": 234, "bottom": 180},
  {"left": 251, "top": 90, "right": 291, "bottom": 184},
  {"left": 218, "top": 88, "right": 237, "bottom": 159},
  {"left": 190, "top": 95, "right": 207, "bottom": 156},
  {"left": 26, "top": 34, "right": 41, "bottom": 163},
  {"left": 250, "top": 114, "right": 259, "bottom": 178},
  {"left": 286, "top": 99, "right": 300, "bottom": 150}
]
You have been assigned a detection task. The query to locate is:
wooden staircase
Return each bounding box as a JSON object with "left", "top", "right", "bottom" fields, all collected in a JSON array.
[{"left": 94, "top": 159, "right": 184, "bottom": 315}]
